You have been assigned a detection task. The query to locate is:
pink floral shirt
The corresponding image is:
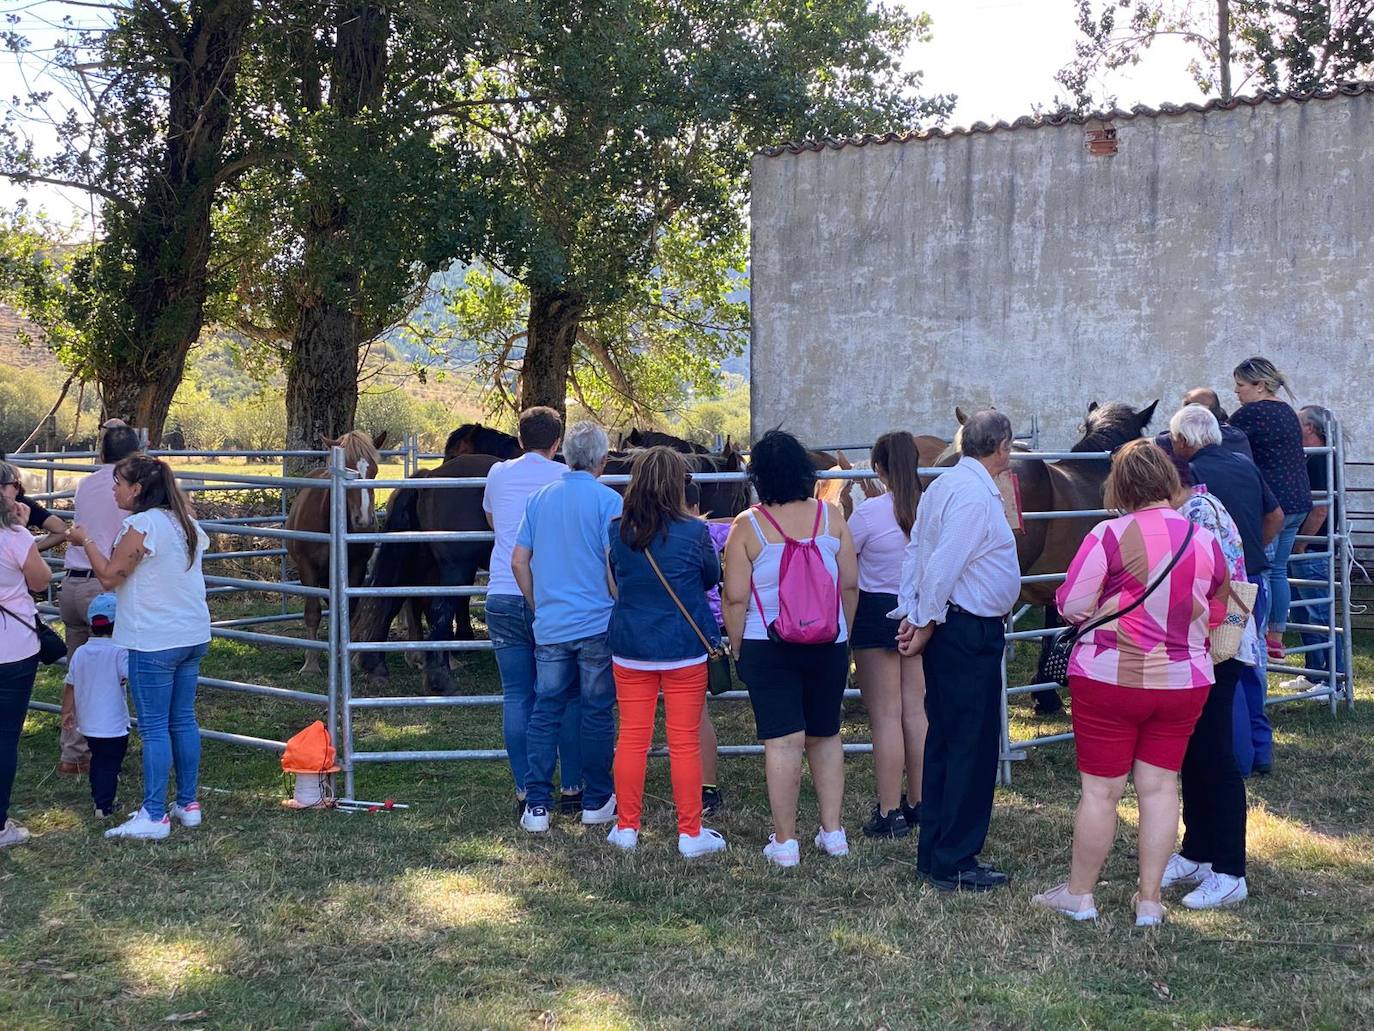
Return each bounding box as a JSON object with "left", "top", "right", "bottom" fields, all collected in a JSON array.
[{"left": 1056, "top": 507, "right": 1227, "bottom": 689}]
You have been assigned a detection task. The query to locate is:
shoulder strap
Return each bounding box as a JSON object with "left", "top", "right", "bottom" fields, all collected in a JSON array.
[
  {"left": 643, "top": 548, "right": 717, "bottom": 655},
  {"left": 752, "top": 503, "right": 790, "bottom": 542},
  {"left": 814, "top": 498, "right": 827, "bottom": 539},
  {"left": 0, "top": 602, "right": 38, "bottom": 636},
  {"left": 744, "top": 509, "right": 769, "bottom": 547},
  {"left": 1080, "top": 520, "right": 1196, "bottom": 636}
]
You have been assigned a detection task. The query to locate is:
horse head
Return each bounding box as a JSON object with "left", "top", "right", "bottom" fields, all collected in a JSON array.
[
  {"left": 624, "top": 427, "right": 646, "bottom": 449},
  {"left": 323, "top": 430, "right": 384, "bottom": 530},
  {"left": 444, "top": 423, "right": 521, "bottom": 461},
  {"left": 1071, "top": 400, "right": 1159, "bottom": 454}
]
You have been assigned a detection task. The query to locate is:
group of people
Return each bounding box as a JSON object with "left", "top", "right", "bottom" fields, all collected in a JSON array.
[
  {"left": 0, "top": 356, "right": 1336, "bottom": 929},
  {"left": 0, "top": 421, "right": 212, "bottom": 847},
  {"left": 489, "top": 356, "right": 1333, "bottom": 927}
]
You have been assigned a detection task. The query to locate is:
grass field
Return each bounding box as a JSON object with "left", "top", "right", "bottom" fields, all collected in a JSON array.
[{"left": 2, "top": 596, "right": 1372, "bottom": 1030}]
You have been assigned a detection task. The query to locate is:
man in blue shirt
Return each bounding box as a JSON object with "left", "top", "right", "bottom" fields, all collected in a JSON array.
[{"left": 512, "top": 421, "right": 623, "bottom": 831}]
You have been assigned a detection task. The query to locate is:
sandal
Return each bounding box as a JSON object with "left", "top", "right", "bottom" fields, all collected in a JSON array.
[
  {"left": 1132, "top": 892, "right": 1166, "bottom": 927},
  {"left": 1031, "top": 882, "right": 1098, "bottom": 921},
  {"left": 1266, "top": 634, "right": 1286, "bottom": 660}
]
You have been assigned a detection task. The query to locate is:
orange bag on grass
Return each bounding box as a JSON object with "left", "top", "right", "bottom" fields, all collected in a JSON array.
[{"left": 281, "top": 720, "right": 339, "bottom": 774}]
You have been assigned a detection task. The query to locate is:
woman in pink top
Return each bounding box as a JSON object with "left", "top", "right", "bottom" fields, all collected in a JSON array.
[
  {"left": 1033, "top": 440, "right": 1228, "bottom": 927},
  {"left": 0, "top": 480, "right": 53, "bottom": 848},
  {"left": 848, "top": 431, "right": 927, "bottom": 839}
]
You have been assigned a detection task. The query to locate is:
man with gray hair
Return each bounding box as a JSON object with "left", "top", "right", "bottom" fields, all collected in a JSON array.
[
  {"left": 893, "top": 408, "right": 1021, "bottom": 892},
  {"left": 1156, "top": 387, "right": 1252, "bottom": 485},
  {"left": 512, "top": 420, "right": 623, "bottom": 832}
]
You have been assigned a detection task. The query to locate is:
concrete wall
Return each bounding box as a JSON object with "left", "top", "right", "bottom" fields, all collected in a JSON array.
[{"left": 750, "top": 93, "right": 1374, "bottom": 454}]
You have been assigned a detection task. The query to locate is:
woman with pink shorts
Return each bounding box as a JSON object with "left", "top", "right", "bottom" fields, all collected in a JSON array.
[{"left": 1031, "top": 441, "right": 1228, "bottom": 926}]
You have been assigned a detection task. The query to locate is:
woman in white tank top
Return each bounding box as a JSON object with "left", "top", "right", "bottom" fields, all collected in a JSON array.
[{"left": 722, "top": 431, "right": 858, "bottom": 868}]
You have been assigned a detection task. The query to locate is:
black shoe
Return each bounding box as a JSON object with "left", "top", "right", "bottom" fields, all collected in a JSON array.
[
  {"left": 900, "top": 795, "right": 921, "bottom": 828},
  {"left": 1033, "top": 690, "right": 1065, "bottom": 716},
  {"left": 928, "top": 865, "right": 1010, "bottom": 893},
  {"left": 701, "top": 785, "right": 723, "bottom": 817},
  {"left": 862, "top": 802, "right": 910, "bottom": 839},
  {"left": 1253, "top": 762, "right": 1273, "bottom": 776},
  {"left": 557, "top": 791, "right": 583, "bottom": 816}
]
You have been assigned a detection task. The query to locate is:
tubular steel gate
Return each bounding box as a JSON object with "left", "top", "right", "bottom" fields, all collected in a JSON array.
[{"left": 17, "top": 428, "right": 1354, "bottom": 799}]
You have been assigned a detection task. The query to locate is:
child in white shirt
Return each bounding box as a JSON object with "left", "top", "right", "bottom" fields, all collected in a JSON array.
[{"left": 62, "top": 593, "right": 130, "bottom": 817}]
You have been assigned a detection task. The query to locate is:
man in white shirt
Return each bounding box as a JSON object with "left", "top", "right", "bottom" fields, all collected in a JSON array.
[
  {"left": 895, "top": 409, "right": 1020, "bottom": 892},
  {"left": 481, "top": 407, "right": 583, "bottom": 820}
]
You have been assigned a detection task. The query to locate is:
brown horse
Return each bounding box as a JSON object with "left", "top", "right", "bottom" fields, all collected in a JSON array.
[
  {"left": 352, "top": 453, "right": 500, "bottom": 695},
  {"left": 620, "top": 427, "right": 712, "bottom": 454},
  {"left": 808, "top": 436, "right": 949, "bottom": 517},
  {"left": 284, "top": 431, "right": 387, "bottom": 674}
]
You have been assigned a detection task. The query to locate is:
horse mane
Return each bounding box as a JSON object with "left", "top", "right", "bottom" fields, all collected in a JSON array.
[
  {"left": 445, "top": 423, "right": 520, "bottom": 459},
  {"left": 336, "top": 430, "right": 382, "bottom": 474},
  {"left": 1072, "top": 401, "right": 1157, "bottom": 454}
]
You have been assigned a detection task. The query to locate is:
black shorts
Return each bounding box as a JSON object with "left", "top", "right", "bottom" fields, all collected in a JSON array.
[
  {"left": 849, "top": 590, "right": 900, "bottom": 651},
  {"left": 736, "top": 638, "right": 849, "bottom": 740}
]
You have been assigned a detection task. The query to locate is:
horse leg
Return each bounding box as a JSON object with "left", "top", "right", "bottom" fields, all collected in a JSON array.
[
  {"left": 1034, "top": 605, "right": 1066, "bottom": 715},
  {"left": 448, "top": 592, "right": 475, "bottom": 672},
  {"left": 299, "top": 595, "right": 322, "bottom": 675},
  {"left": 403, "top": 600, "right": 426, "bottom": 670},
  {"left": 422, "top": 571, "right": 462, "bottom": 697}
]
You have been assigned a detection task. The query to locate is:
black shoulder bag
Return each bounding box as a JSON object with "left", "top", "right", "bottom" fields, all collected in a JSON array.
[
  {"left": 0, "top": 603, "right": 68, "bottom": 665},
  {"left": 1036, "top": 522, "right": 1195, "bottom": 688}
]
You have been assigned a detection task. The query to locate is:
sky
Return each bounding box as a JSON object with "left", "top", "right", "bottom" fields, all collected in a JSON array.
[{"left": 0, "top": 0, "right": 1213, "bottom": 225}]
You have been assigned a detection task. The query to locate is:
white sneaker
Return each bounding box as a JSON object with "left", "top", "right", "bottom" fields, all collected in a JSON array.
[
  {"left": 0, "top": 818, "right": 31, "bottom": 848},
  {"left": 679, "top": 828, "right": 727, "bottom": 858},
  {"left": 1280, "top": 675, "right": 1322, "bottom": 693},
  {"left": 581, "top": 795, "right": 617, "bottom": 825},
  {"left": 814, "top": 826, "right": 850, "bottom": 857},
  {"left": 1182, "top": 872, "right": 1248, "bottom": 910},
  {"left": 104, "top": 808, "right": 171, "bottom": 841},
  {"left": 172, "top": 802, "right": 202, "bottom": 828},
  {"left": 520, "top": 805, "right": 550, "bottom": 833},
  {"left": 606, "top": 826, "right": 639, "bottom": 851},
  {"left": 762, "top": 834, "right": 800, "bottom": 868},
  {"left": 1161, "top": 852, "right": 1211, "bottom": 889}
]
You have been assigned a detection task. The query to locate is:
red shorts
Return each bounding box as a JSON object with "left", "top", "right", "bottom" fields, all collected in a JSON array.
[{"left": 1069, "top": 676, "right": 1209, "bottom": 778}]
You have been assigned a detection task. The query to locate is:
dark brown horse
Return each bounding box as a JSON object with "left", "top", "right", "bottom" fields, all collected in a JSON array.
[
  {"left": 284, "top": 431, "right": 386, "bottom": 674},
  {"left": 604, "top": 440, "right": 752, "bottom": 518},
  {"left": 620, "top": 427, "right": 711, "bottom": 454},
  {"left": 445, "top": 424, "right": 521, "bottom": 460},
  {"left": 352, "top": 453, "right": 500, "bottom": 695}
]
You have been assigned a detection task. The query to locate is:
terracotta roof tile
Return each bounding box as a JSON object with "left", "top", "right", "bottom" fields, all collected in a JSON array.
[{"left": 759, "top": 81, "right": 1374, "bottom": 157}]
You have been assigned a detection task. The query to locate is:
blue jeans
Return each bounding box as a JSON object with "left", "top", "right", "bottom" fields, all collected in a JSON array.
[
  {"left": 128, "top": 642, "right": 208, "bottom": 819},
  {"left": 1233, "top": 578, "right": 1273, "bottom": 776},
  {"left": 486, "top": 595, "right": 582, "bottom": 796},
  {"left": 1290, "top": 555, "right": 1346, "bottom": 677},
  {"left": 1265, "top": 511, "right": 1306, "bottom": 631},
  {"left": 526, "top": 634, "right": 616, "bottom": 810}
]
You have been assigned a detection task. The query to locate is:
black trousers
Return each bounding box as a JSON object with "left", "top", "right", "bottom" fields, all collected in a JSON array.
[
  {"left": 917, "top": 610, "right": 1005, "bottom": 879},
  {"left": 86, "top": 735, "right": 129, "bottom": 815},
  {"left": 1180, "top": 659, "right": 1247, "bottom": 877},
  {"left": 0, "top": 655, "right": 38, "bottom": 826}
]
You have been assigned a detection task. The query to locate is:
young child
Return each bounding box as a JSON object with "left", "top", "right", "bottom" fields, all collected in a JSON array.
[
  {"left": 62, "top": 593, "right": 130, "bottom": 817},
  {"left": 685, "top": 481, "right": 732, "bottom": 816}
]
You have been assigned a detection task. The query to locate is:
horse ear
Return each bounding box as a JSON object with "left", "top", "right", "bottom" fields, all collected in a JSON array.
[
  {"left": 1136, "top": 400, "right": 1159, "bottom": 430},
  {"left": 955, "top": 406, "right": 968, "bottom": 426},
  {"left": 1087, "top": 401, "right": 1100, "bottom": 414},
  {"left": 373, "top": 432, "right": 388, "bottom": 449}
]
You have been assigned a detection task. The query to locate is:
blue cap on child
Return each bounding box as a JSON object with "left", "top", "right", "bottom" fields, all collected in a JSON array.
[{"left": 87, "top": 593, "right": 117, "bottom": 624}]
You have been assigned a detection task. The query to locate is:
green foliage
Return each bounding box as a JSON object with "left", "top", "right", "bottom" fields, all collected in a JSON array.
[
  {"left": 0, "top": 364, "right": 101, "bottom": 453},
  {"left": 668, "top": 374, "right": 751, "bottom": 446},
  {"left": 1057, "top": 1, "right": 1374, "bottom": 109}
]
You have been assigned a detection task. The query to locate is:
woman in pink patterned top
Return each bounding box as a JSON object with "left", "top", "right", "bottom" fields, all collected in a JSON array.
[{"left": 1032, "top": 440, "right": 1229, "bottom": 927}]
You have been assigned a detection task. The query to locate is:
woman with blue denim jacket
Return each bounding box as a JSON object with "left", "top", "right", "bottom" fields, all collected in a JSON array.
[{"left": 605, "top": 447, "right": 727, "bottom": 858}]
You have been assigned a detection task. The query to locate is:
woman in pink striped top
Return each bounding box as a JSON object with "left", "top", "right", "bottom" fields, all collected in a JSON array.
[{"left": 1033, "top": 440, "right": 1229, "bottom": 927}]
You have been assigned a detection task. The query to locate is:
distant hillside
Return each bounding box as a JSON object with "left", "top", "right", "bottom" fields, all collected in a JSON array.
[{"left": 0, "top": 304, "right": 61, "bottom": 372}]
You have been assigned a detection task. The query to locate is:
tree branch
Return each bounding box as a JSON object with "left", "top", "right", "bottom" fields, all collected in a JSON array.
[
  {"left": 14, "top": 370, "right": 78, "bottom": 453},
  {"left": 0, "top": 171, "right": 135, "bottom": 214}
]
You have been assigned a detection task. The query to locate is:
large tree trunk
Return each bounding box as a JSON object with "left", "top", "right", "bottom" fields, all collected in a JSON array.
[
  {"left": 518, "top": 286, "right": 585, "bottom": 416},
  {"left": 283, "top": 3, "right": 389, "bottom": 469},
  {"left": 97, "top": 0, "right": 253, "bottom": 443}
]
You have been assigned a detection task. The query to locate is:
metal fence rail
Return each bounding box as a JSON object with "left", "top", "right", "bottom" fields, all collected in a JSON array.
[{"left": 17, "top": 429, "right": 1354, "bottom": 795}]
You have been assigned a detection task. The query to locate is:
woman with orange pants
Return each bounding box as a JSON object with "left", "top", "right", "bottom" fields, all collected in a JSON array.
[{"left": 605, "top": 447, "right": 727, "bottom": 858}]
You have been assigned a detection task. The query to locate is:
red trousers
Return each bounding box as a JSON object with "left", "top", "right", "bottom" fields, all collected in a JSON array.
[{"left": 612, "top": 662, "right": 707, "bottom": 835}]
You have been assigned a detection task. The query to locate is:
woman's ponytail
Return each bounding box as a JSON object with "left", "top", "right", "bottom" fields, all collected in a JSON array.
[{"left": 872, "top": 431, "right": 922, "bottom": 536}]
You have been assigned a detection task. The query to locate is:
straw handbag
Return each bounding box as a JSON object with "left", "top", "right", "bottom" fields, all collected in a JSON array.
[{"left": 1211, "top": 579, "right": 1258, "bottom": 664}]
